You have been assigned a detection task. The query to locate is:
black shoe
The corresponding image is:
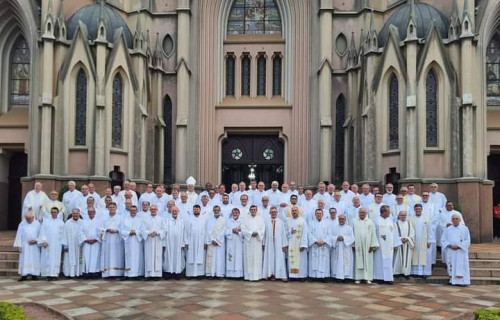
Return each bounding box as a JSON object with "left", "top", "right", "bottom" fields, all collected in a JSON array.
[
  {"left": 31, "top": 276, "right": 38, "bottom": 281},
  {"left": 18, "top": 276, "right": 27, "bottom": 282}
]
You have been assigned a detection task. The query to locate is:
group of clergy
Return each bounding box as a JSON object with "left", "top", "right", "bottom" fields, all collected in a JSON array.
[{"left": 14, "top": 178, "right": 470, "bottom": 286}]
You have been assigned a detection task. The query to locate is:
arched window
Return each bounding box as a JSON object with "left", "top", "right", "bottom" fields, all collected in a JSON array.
[
  {"left": 241, "top": 55, "right": 251, "bottom": 96},
  {"left": 164, "top": 96, "right": 173, "bottom": 184},
  {"left": 487, "top": 31, "right": 500, "bottom": 105},
  {"left": 388, "top": 74, "right": 399, "bottom": 150},
  {"left": 273, "top": 55, "right": 282, "bottom": 96},
  {"left": 426, "top": 70, "right": 438, "bottom": 147},
  {"left": 10, "top": 37, "right": 30, "bottom": 105},
  {"left": 257, "top": 55, "right": 266, "bottom": 96},
  {"left": 335, "top": 95, "right": 346, "bottom": 181},
  {"left": 227, "top": 0, "right": 282, "bottom": 35},
  {"left": 226, "top": 55, "right": 235, "bottom": 96},
  {"left": 112, "top": 74, "right": 123, "bottom": 148},
  {"left": 75, "top": 69, "right": 87, "bottom": 146}
]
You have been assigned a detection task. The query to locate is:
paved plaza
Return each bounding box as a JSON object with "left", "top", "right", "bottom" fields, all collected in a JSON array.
[{"left": 0, "top": 277, "right": 499, "bottom": 320}]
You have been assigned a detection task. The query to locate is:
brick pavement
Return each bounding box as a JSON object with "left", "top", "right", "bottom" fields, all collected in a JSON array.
[{"left": 1, "top": 277, "right": 500, "bottom": 319}]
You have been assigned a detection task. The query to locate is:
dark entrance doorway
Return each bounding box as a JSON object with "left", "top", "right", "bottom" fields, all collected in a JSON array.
[
  {"left": 8, "top": 152, "right": 27, "bottom": 230},
  {"left": 488, "top": 153, "right": 500, "bottom": 238},
  {"left": 222, "top": 134, "right": 284, "bottom": 188}
]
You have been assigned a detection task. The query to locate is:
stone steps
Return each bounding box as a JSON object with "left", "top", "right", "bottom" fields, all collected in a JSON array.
[{"left": 433, "top": 266, "right": 500, "bottom": 278}]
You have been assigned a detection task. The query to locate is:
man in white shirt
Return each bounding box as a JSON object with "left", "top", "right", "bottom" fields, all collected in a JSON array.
[
  {"left": 359, "top": 184, "right": 374, "bottom": 207},
  {"left": 340, "top": 181, "right": 356, "bottom": 204},
  {"left": 382, "top": 183, "right": 396, "bottom": 207},
  {"left": 62, "top": 181, "right": 82, "bottom": 216}
]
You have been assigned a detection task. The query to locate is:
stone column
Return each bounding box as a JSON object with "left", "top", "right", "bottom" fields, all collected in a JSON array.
[
  {"left": 405, "top": 40, "right": 418, "bottom": 178},
  {"left": 318, "top": 0, "right": 334, "bottom": 182},
  {"left": 461, "top": 28, "right": 475, "bottom": 177},
  {"left": 94, "top": 38, "right": 108, "bottom": 177},
  {"left": 175, "top": 0, "right": 191, "bottom": 183},
  {"left": 156, "top": 71, "right": 165, "bottom": 183},
  {"left": 40, "top": 28, "right": 55, "bottom": 174}
]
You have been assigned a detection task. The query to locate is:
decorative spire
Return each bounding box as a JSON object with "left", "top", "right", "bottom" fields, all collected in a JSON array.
[
  {"left": 347, "top": 31, "right": 357, "bottom": 68},
  {"left": 154, "top": 32, "right": 163, "bottom": 68},
  {"left": 405, "top": 0, "right": 418, "bottom": 41},
  {"left": 95, "top": 0, "right": 107, "bottom": 42},
  {"left": 460, "top": 0, "right": 474, "bottom": 38},
  {"left": 57, "top": 0, "right": 67, "bottom": 39},
  {"left": 135, "top": 11, "right": 142, "bottom": 34},
  {"left": 43, "top": 0, "right": 55, "bottom": 38}
]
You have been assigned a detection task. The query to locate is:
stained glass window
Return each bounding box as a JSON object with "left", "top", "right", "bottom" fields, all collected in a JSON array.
[
  {"left": 226, "top": 55, "right": 235, "bottom": 96},
  {"left": 227, "top": 0, "right": 282, "bottom": 35},
  {"left": 257, "top": 55, "right": 266, "bottom": 96},
  {"left": 75, "top": 69, "right": 87, "bottom": 146},
  {"left": 335, "top": 95, "right": 346, "bottom": 181},
  {"left": 112, "top": 74, "right": 123, "bottom": 148},
  {"left": 10, "top": 37, "right": 30, "bottom": 105},
  {"left": 426, "top": 70, "right": 438, "bottom": 147},
  {"left": 272, "top": 55, "right": 281, "bottom": 96},
  {"left": 164, "top": 96, "right": 173, "bottom": 184},
  {"left": 241, "top": 55, "right": 251, "bottom": 96},
  {"left": 389, "top": 74, "right": 399, "bottom": 150},
  {"left": 487, "top": 31, "right": 500, "bottom": 105}
]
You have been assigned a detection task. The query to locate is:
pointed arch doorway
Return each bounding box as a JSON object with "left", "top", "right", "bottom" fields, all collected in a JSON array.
[{"left": 222, "top": 134, "right": 284, "bottom": 187}]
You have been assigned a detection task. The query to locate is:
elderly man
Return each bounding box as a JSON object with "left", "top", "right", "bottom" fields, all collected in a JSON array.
[
  {"left": 382, "top": 184, "right": 396, "bottom": 207},
  {"left": 308, "top": 209, "right": 332, "bottom": 281},
  {"left": 88, "top": 184, "right": 102, "bottom": 209},
  {"left": 258, "top": 196, "right": 272, "bottom": 221},
  {"left": 63, "top": 181, "right": 82, "bottom": 215},
  {"left": 62, "top": 209, "right": 83, "bottom": 278},
  {"left": 79, "top": 207, "right": 101, "bottom": 279},
  {"left": 38, "top": 207, "right": 65, "bottom": 280},
  {"left": 330, "top": 191, "right": 346, "bottom": 217},
  {"left": 287, "top": 206, "right": 308, "bottom": 281},
  {"left": 346, "top": 196, "right": 362, "bottom": 225},
  {"left": 359, "top": 184, "right": 374, "bottom": 207},
  {"left": 392, "top": 194, "right": 409, "bottom": 221},
  {"left": 352, "top": 207, "right": 379, "bottom": 284},
  {"left": 138, "top": 184, "right": 154, "bottom": 209},
  {"left": 301, "top": 190, "right": 317, "bottom": 222},
  {"left": 242, "top": 205, "right": 266, "bottom": 281},
  {"left": 437, "top": 201, "right": 465, "bottom": 261},
  {"left": 252, "top": 181, "right": 267, "bottom": 207},
  {"left": 205, "top": 206, "right": 227, "bottom": 278},
  {"left": 185, "top": 205, "right": 207, "bottom": 278},
  {"left": 340, "top": 181, "right": 356, "bottom": 204},
  {"left": 441, "top": 214, "right": 470, "bottom": 286},
  {"left": 142, "top": 205, "right": 165, "bottom": 279},
  {"left": 312, "top": 182, "right": 329, "bottom": 203},
  {"left": 186, "top": 176, "right": 198, "bottom": 205},
  {"left": 367, "top": 193, "right": 385, "bottom": 221},
  {"left": 23, "top": 182, "right": 49, "bottom": 221},
  {"left": 42, "top": 191, "right": 66, "bottom": 221},
  {"left": 262, "top": 207, "right": 288, "bottom": 281},
  {"left": 266, "top": 181, "right": 282, "bottom": 208},
  {"left": 429, "top": 183, "right": 447, "bottom": 212},
  {"left": 163, "top": 206, "right": 186, "bottom": 279},
  {"left": 410, "top": 204, "right": 435, "bottom": 278},
  {"left": 14, "top": 210, "right": 41, "bottom": 281},
  {"left": 393, "top": 211, "right": 415, "bottom": 278},
  {"left": 121, "top": 206, "right": 145, "bottom": 279},
  {"left": 100, "top": 203, "right": 124, "bottom": 278},
  {"left": 331, "top": 214, "right": 354, "bottom": 281},
  {"left": 225, "top": 208, "right": 245, "bottom": 278},
  {"left": 373, "top": 205, "right": 401, "bottom": 284}
]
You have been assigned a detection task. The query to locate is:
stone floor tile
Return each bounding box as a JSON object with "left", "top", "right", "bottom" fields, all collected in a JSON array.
[{"left": 64, "top": 307, "right": 97, "bottom": 317}]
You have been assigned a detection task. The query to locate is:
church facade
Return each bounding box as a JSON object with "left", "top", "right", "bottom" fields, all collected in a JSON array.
[{"left": 0, "top": 0, "right": 499, "bottom": 242}]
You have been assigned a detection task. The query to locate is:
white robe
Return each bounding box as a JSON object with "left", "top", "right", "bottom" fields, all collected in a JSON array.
[
  {"left": 224, "top": 217, "right": 244, "bottom": 278},
  {"left": 393, "top": 220, "right": 415, "bottom": 276},
  {"left": 410, "top": 215, "right": 435, "bottom": 276},
  {"left": 287, "top": 217, "right": 308, "bottom": 278},
  {"left": 300, "top": 199, "right": 317, "bottom": 222},
  {"left": 436, "top": 209, "right": 464, "bottom": 249},
  {"left": 373, "top": 216, "right": 401, "bottom": 282},
  {"left": 346, "top": 205, "right": 361, "bottom": 226},
  {"left": 14, "top": 220, "right": 41, "bottom": 276},
  {"left": 62, "top": 219, "right": 83, "bottom": 277},
  {"left": 266, "top": 189, "right": 282, "bottom": 208},
  {"left": 100, "top": 214, "right": 124, "bottom": 277},
  {"left": 141, "top": 215, "right": 165, "bottom": 277},
  {"left": 163, "top": 217, "right": 186, "bottom": 274},
  {"left": 185, "top": 215, "right": 207, "bottom": 277},
  {"left": 38, "top": 217, "right": 65, "bottom": 277},
  {"left": 79, "top": 217, "right": 102, "bottom": 274},
  {"left": 340, "top": 190, "right": 356, "bottom": 204},
  {"left": 359, "top": 193, "right": 374, "bottom": 207},
  {"left": 23, "top": 190, "right": 49, "bottom": 221},
  {"left": 352, "top": 217, "right": 379, "bottom": 281},
  {"left": 262, "top": 218, "right": 288, "bottom": 280},
  {"left": 205, "top": 215, "right": 227, "bottom": 277},
  {"left": 331, "top": 224, "right": 354, "bottom": 280},
  {"left": 441, "top": 224, "right": 470, "bottom": 285},
  {"left": 367, "top": 202, "right": 385, "bottom": 221},
  {"left": 63, "top": 189, "right": 83, "bottom": 217},
  {"left": 241, "top": 214, "right": 265, "bottom": 281},
  {"left": 121, "top": 215, "right": 145, "bottom": 277},
  {"left": 391, "top": 203, "right": 409, "bottom": 221},
  {"left": 220, "top": 203, "right": 234, "bottom": 220},
  {"left": 308, "top": 218, "right": 332, "bottom": 278}
]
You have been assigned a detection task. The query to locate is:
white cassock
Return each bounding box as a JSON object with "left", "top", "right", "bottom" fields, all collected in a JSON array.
[
  {"left": 340, "top": 190, "right": 356, "bottom": 204},
  {"left": 422, "top": 201, "right": 438, "bottom": 263},
  {"left": 300, "top": 199, "right": 317, "bottom": 222},
  {"left": 307, "top": 218, "right": 332, "bottom": 278},
  {"left": 330, "top": 200, "right": 347, "bottom": 216},
  {"left": 367, "top": 202, "right": 385, "bottom": 221},
  {"left": 252, "top": 190, "right": 267, "bottom": 207},
  {"left": 14, "top": 220, "right": 41, "bottom": 276},
  {"left": 150, "top": 194, "right": 169, "bottom": 216},
  {"left": 41, "top": 200, "right": 66, "bottom": 222},
  {"left": 410, "top": 214, "right": 435, "bottom": 276},
  {"left": 138, "top": 192, "right": 156, "bottom": 209},
  {"left": 359, "top": 193, "right": 374, "bottom": 207},
  {"left": 121, "top": 215, "right": 145, "bottom": 277},
  {"left": 187, "top": 191, "right": 198, "bottom": 205},
  {"left": 262, "top": 218, "right": 288, "bottom": 280},
  {"left": 266, "top": 190, "right": 282, "bottom": 208},
  {"left": 205, "top": 215, "right": 227, "bottom": 277},
  {"left": 38, "top": 217, "right": 65, "bottom": 277},
  {"left": 441, "top": 224, "right": 470, "bottom": 286},
  {"left": 373, "top": 216, "right": 401, "bottom": 282},
  {"left": 429, "top": 191, "right": 447, "bottom": 212},
  {"left": 185, "top": 215, "right": 207, "bottom": 277},
  {"left": 331, "top": 224, "right": 354, "bottom": 280},
  {"left": 63, "top": 189, "right": 83, "bottom": 217},
  {"left": 79, "top": 216, "right": 102, "bottom": 274},
  {"left": 313, "top": 192, "right": 331, "bottom": 204},
  {"left": 163, "top": 216, "right": 186, "bottom": 274},
  {"left": 346, "top": 205, "right": 361, "bottom": 226},
  {"left": 286, "top": 217, "right": 308, "bottom": 278},
  {"left": 224, "top": 216, "right": 244, "bottom": 278},
  {"left": 382, "top": 193, "right": 396, "bottom": 208},
  {"left": 23, "top": 190, "right": 49, "bottom": 221},
  {"left": 352, "top": 217, "right": 379, "bottom": 281},
  {"left": 141, "top": 215, "right": 165, "bottom": 277},
  {"left": 219, "top": 203, "right": 234, "bottom": 220},
  {"left": 404, "top": 194, "right": 422, "bottom": 215},
  {"left": 62, "top": 219, "right": 83, "bottom": 277},
  {"left": 393, "top": 219, "right": 415, "bottom": 276},
  {"left": 391, "top": 203, "right": 409, "bottom": 221},
  {"left": 241, "top": 214, "right": 265, "bottom": 281},
  {"left": 238, "top": 205, "right": 251, "bottom": 216},
  {"left": 100, "top": 214, "right": 124, "bottom": 277},
  {"left": 258, "top": 206, "right": 271, "bottom": 221},
  {"left": 436, "top": 209, "right": 464, "bottom": 251},
  {"left": 177, "top": 202, "right": 191, "bottom": 219}
]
